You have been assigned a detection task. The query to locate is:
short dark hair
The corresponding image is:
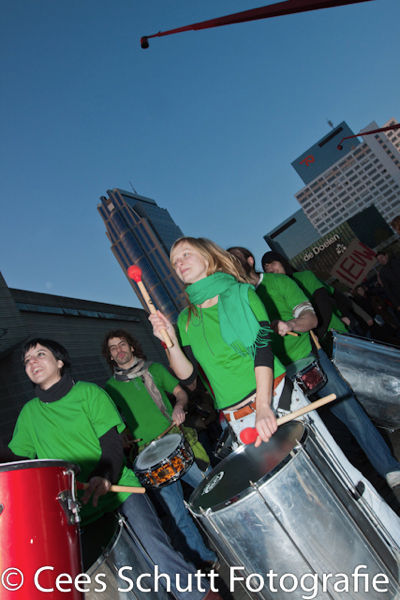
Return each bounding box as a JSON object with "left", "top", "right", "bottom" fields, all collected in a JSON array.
[
  {"left": 22, "top": 338, "right": 71, "bottom": 376},
  {"left": 227, "top": 247, "right": 257, "bottom": 276},
  {"left": 261, "top": 251, "right": 294, "bottom": 277},
  {"left": 101, "top": 329, "right": 146, "bottom": 370}
]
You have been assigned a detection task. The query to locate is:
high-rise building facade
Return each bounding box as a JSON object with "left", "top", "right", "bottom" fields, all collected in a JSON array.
[
  {"left": 98, "top": 189, "right": 187, "bottom": 323},
  {"left": 264, "top": 209, "right": 321, "bottom": 261},
  {"left": 292, "top": 118, "right": 400, "bottom": 236}
]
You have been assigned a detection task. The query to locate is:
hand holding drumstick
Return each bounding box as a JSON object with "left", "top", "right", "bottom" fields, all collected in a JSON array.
[{"left": 127, "top": 265, "right": 173, "bottom": 348}]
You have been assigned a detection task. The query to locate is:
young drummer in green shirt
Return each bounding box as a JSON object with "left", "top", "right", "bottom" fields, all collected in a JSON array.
[
  {"left": 3, "top": 338, "right": 222, "bottom": 600},
  {"left": 235, "top": 247, "right": 400, "bottom": 492},
  {"left": 101, "top": 328, "right": 217, "bottom": 571},
  {"left": 149, "top": 237, "right": 303, "bottom": 448}
]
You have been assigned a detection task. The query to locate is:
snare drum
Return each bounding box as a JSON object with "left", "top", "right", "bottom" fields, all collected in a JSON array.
[
  {"left": 81, "top": 512, "right": 169, "bottom": 600},
  {"left": 133, "top": 433, "right": 194, "bottom": 488},
  {"left": 189, "top": 422, "right": 400, "bottom": 600},
  {"left": 285, "top": 356, "right": 326, "bottom": 396},
  {"left": 0, "top": 460, "right": 83, "bottom": 600}
]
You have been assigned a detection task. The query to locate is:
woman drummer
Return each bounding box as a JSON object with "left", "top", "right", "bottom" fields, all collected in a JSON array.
[{"left": 149, "top": 237, "right": 292, "bottom": 447}]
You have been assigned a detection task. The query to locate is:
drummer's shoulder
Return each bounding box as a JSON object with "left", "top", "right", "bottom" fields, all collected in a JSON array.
[{"left": 69, "top": 380, "right": 111, "bottom": 399}]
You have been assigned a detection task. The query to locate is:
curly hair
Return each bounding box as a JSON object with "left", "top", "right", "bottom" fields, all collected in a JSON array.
[{"left": 101, "top": 329, "right": 146, "bottom": 370}]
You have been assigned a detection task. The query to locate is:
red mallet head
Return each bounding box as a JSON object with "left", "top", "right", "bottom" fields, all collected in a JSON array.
[
  {"left": 128, "top": 265, "right": 142, "bottom": 283},
  {"left": 240, "top": 427, "right": 258, "bottom": 445}
]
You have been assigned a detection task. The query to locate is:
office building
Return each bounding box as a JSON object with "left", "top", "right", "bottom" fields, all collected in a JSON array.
[
  {"left": 289, "top": 205, "right": 394, "bottom": 280},
  {"left": 292, "top": 118, "right": 400, "bottom": 236},
  {"left": 98, "top": 189, "right": 187, "bottom": 323},
  {"left": 264, "top": 209, "right": 321, "bottom": 261},
  {"left": 0, "top": 271, "right": 168, "bottom": 442}
]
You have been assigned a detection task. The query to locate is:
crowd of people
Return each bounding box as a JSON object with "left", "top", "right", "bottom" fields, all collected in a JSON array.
[{"left": 1, "top": 232, "right": 400, "bottom": 596}]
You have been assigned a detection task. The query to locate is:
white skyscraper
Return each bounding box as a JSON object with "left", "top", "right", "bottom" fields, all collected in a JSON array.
[{"left": 293, "top": 118, "right": 400, "bottom": 236}]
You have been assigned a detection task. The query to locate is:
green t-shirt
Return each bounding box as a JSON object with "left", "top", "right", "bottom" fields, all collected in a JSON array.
[
  {"left": 105, "top": 363, "right": 178, "bottom": 446},
  {"left": 177, "top": 288, "right": 285, "bottom": 410},
  {"left": 256, "top": 273, "right": 313, "bottom": 366},
  {"left": 293, "top": 271, "right": 348, "bottom": 334},
  {"left": 9, "top": 381, "right": 140, "bottom": 525}
]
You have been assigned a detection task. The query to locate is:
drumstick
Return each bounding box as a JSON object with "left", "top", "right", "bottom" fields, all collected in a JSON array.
[
  {"left": 156, "top": 423, "right": 176, "bottom": 439},
  {"left": 127, "top": 265, "right": 173, "bottom": 348},
  {"left": 310, "top": 330, "right": 321, "bottom": 350},
  {"left": 286, "top": 331, "right": 298, "bottom": 337},
  {"left": 239, "top": 393, "right": 337, "bottom": 444},
  {"left": 77, "top": 481, "right": 146, "bottom": 494}
]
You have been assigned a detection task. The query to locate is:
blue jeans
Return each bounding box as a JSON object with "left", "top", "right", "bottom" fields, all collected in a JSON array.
[
  {"left": 156, "top": 462, "right": 217, "bottom": 565},
  {"left": 119, "top": 493, "right": 209, "bottom": 600},
  {"left": 317, "top": 348, "right": 400, "bottom": 478}
]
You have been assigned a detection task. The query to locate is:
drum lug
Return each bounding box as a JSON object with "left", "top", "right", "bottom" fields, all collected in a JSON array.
[
  {"left": 199, "top": 507, "right": 220, "bottom": 534},
  {"left": 58, "top": 490, "right": 81, "bottom": 525},
  {"left": 59, "top": 468, "right": 81, "bottom": 524}
]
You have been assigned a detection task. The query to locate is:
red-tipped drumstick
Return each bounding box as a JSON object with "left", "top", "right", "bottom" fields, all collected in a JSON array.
[
  {"left": 127, "top": 265, "right": 173, "bottom": 348},
  {"left": 239, "top": 393, "right": 336, "bottom": 444}
]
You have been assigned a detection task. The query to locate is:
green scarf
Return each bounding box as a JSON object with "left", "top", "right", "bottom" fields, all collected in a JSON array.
[{"left": 186, "top": 272, "right": 270, "bottom": 359}]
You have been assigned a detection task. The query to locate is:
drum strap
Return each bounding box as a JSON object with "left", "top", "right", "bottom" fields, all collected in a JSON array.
[{"left": 277, "top": 377, "right": 292, "bottom": 412}]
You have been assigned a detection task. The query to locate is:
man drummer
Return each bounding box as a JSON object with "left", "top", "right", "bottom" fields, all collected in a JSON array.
[
  {"left": 228, "top": 247, "right": 400, "bottom": 491},
  {"left": 3, "top": 338, "right": 222, "bottom": 600},
  {"left": 101, "top": 329, "right": 218, "bottom": 572}
]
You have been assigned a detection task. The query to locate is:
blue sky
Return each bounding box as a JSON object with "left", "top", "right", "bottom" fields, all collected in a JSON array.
[{"left": 1, "top": 0, "right": 399, "bottom": 310}]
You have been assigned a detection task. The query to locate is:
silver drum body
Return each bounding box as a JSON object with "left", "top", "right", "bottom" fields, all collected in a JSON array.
[
  {"left": 332, "top": 330, "right": 400, "bottom": 430},
  {"left": 81, "top": 512, "right": 169, "bottom": 600},
  {"left": 189, "top": 422, "right": 400, "bottom": 600}
]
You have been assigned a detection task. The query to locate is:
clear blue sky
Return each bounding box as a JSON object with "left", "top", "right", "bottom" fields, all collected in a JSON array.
[{"left": 1, "top": 0, "right": 399, "bottom": 310}]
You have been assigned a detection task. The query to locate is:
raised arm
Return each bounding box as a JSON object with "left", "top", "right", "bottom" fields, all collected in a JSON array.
[{"left": 149, "top": 310, "right": 195, "bottom": 381}]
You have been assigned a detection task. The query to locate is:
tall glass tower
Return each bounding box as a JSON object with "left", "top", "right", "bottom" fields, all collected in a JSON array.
[{"left": 97, "top": 189, "right": 187, "bottom": 323}]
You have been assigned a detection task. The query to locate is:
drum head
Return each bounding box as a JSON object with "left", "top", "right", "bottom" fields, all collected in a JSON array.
[
  {"left": 189, "top": 421, "right": 305, "bottom": 513},
  {"left": 285, "top": 356, "right": 315, "bottom": 379},
  {"left": 134, "top": 433, "right": 183, "bottom": 470}
]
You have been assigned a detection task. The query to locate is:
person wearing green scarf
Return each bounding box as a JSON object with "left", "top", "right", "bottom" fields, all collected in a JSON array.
[{"left": 149, "top": 237, "right": 291, "bottom": 448}]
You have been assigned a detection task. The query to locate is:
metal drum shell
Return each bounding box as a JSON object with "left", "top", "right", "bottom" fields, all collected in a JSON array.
[
  {"left": 189, "top": 422, "right": 400, "bottom": 600},
  {"left": 81, "top": 512, "right": 169, "bottom": 600},
  {"left": 331, "top": 330, "right": 400, "bottom": 430},
  {"left": 0, "top": 459, "right": 83, "bottom": 600}
]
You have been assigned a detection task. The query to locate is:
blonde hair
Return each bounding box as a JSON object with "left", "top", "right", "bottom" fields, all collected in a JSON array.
[{"left": 170, "top": 237, "right": 248, "bottom": 327}]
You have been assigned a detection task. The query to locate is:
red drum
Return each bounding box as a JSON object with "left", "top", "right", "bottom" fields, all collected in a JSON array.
[{"left": 0, "top": 460, "right": 83, "bottom": 599}]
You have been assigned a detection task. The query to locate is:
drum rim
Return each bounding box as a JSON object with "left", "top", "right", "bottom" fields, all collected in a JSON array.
[
  {"left": 0, "top": 458, "right": 80, "bottom": 473},
  {"left": 133, "top": 433, "right": 186, "bottom": 471},
  {"left": 285, "top": 356, "right": 318, "bottom": 377},
  {"left": 190, "top": 422, "right": 307, "bottom": 514}
]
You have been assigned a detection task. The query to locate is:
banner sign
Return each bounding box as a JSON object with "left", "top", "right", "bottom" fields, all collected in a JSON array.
[{"left": 330, "top": 240, "right": 376, "bottom": 287}]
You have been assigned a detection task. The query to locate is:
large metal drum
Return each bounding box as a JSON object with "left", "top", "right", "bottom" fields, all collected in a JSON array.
[
  {"left": 81, "top": 512, "right": 169, "bottom": 600},
  {"left": 332, "top": 330, "right": 400, "bottom": 430},
  {"left": 0, "top": 460, "right": 83, "bottom": 600},
  {"left": 189, "top": 422, "right": 400, "bottom": 600}
]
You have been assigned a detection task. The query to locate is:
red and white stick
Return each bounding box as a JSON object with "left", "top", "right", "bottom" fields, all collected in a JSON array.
[
  {"left": 127, "top": 265, "right": 173, "bottom": 348},
  {"left": 239, "top": 393, "right": 336, "bottom": 444}
]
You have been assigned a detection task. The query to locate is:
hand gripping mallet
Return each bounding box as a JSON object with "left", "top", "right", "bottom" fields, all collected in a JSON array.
[
  {"left": 127, "top": 265, "right": 173, "bottom": 348},
  {"left": 239, "top": 393, "right": 337, "bottom": 444}
]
